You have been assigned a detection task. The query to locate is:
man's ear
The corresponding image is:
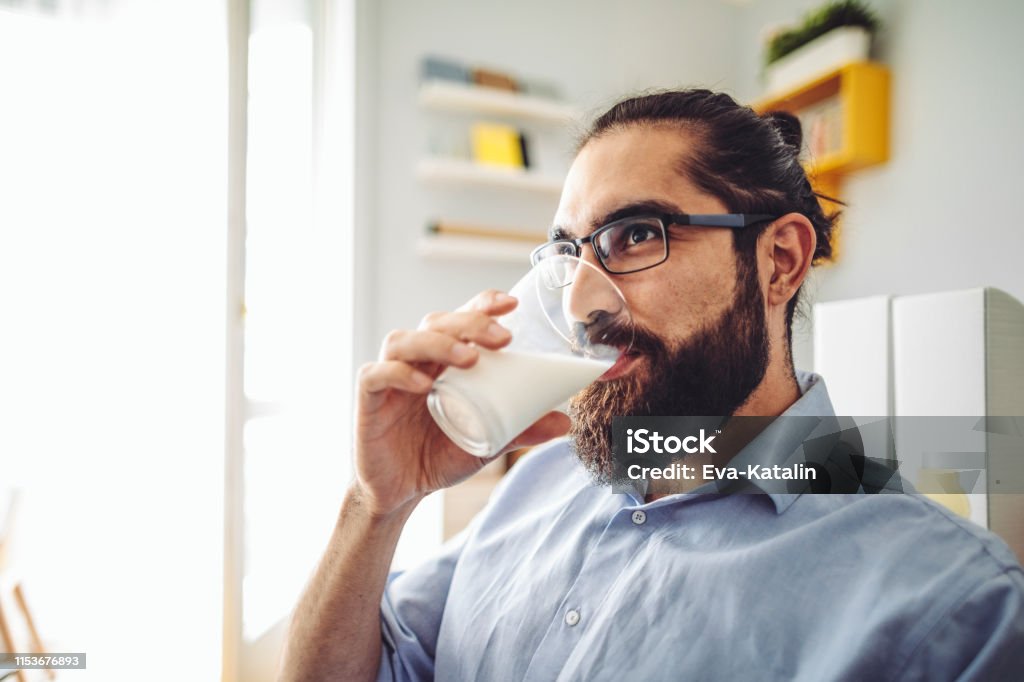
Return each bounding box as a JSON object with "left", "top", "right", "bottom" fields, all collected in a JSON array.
[{"left": 761, "top": 212, "right": 816, "bottom": 309}]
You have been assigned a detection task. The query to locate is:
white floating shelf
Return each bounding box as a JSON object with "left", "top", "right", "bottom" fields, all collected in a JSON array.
[
  {"left": 416, "top": 157, "right": 564, "bottom": 194},
  {"left": 417, "top": 234, "right": 535, "bottom": 265},
  {"left": 418, "top": 80, "right": 579, "bottom": 123}
]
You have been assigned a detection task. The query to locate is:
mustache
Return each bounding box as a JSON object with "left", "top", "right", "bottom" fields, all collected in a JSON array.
[{"left": 585, "top": 319, "right": 665, "bottom": 359}]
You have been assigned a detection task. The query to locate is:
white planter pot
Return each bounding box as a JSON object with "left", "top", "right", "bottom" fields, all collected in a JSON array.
[{"left": 765, "top": 26, "right": 872, "bottom": 95}]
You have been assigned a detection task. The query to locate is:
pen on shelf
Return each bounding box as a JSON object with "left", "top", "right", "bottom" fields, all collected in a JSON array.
[{"left": 427, "top": 221, "right": 547, "bottom": 243}]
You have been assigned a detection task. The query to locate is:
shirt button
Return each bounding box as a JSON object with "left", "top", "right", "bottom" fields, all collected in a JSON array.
[
  {"left": 631, "top": 510, "right": 647, "bottom": 525},
  {"left": 564, "top": 609, "right": 581, "bottom": 627}
]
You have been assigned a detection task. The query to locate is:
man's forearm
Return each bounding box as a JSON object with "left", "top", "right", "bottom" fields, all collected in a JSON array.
[{"left": 279, "top": 483, "right": 422, "bottom": 682}]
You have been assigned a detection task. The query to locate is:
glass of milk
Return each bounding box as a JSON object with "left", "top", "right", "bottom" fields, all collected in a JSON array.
[{"left": 427, "top": 255, "right": 632, "bottom": 457}]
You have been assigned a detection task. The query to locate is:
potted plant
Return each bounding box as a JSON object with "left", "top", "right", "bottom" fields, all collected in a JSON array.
[{"left": 763, "top": 0, "right": 881, "bottom": 94}]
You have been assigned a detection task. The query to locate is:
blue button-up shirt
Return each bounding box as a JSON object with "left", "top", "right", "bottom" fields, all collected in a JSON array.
[{"left": 377, "top": 373, "right": 1024, "bottom": 680}]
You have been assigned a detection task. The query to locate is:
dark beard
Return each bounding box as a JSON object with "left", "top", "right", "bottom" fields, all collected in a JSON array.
[{"left": 568, "top": 264, "right": 770, "bottom": 485}]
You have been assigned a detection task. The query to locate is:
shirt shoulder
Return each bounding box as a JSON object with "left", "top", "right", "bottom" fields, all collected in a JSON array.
[
  {"left": 894, "top": 558, "right": 1024, "bottom": 679},
  {"left": 872, "top": 496, "right": 1024, "bottom": 678},
  {"left": 490, "top": 438, "right": 586, "bottom": 499},
  {"left": 466, "top": 438, "right": 597, "bottom": 536},
  {"left": 807, "top": 492, "right": 1022, "bottom": 575},
  {"left": 776, "top": 493, "right": 1024, "bottom": 678}
]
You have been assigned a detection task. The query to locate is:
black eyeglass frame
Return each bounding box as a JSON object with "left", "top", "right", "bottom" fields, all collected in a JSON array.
[{"left": 530, "top": 212, "right": 778, "bottom": 275}]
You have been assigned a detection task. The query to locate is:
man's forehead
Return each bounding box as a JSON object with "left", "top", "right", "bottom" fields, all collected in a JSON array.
[
  {"left": 552, "top": 127, "right": 708, "bottom": 238},
  {"left": 549, "top": 198, "right": 682, "bottom": 240}
]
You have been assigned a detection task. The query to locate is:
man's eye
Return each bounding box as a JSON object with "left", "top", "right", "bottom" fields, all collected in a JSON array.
[{"left": 626, "top": 225, "right": 658, "bottom": 245}]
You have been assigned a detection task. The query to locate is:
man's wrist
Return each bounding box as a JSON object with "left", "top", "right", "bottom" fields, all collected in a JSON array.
[{"left": 343, "top": 480, "right": 424, "bottom": 528}]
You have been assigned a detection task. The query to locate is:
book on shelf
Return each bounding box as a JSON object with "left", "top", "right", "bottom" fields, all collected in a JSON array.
[
  {"left": 471, "top": 67, "right": 518, "bottom": 92},
  {"left": 471, "top": 122, "right": 526, "bottom": 169},
  {"left": 421, "top": 55, "right": 470, "bottom": 84},
  {"left": 796, "top": 95, "right": 843, "bottom": 159},
  {"left": 418, "top": 55, "right": 562, "bottom": 101}
]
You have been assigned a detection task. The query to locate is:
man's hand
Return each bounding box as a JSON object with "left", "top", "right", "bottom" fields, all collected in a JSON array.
[
  {"left": 281, "top": 289, "right": 571, "bottom": 682},
  {"left": 354, "top": 289, "right": 571, "bottom": 517}
]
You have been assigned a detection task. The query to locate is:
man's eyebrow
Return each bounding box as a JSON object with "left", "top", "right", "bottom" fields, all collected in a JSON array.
[{"left": 549, "top": 199, "right": 683, "bottom": 240}]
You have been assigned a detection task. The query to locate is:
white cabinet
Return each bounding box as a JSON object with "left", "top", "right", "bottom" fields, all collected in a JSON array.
[
  {"left": 892, "top": 288, "right": 1024, "bottom": 556},
  {"left": 813, "top": 295, "right": 892, "bottom": 416},
  {"left": 815, "top": 288, "right": 1024, "bottom": 562}
]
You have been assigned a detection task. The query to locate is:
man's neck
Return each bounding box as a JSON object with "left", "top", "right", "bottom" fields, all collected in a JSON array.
[
  {"left": 733, "top": 364, "right": 801, "bottom": 419},
  {"left": 642, "top": 364, "right": 802, "bottom": 504}
]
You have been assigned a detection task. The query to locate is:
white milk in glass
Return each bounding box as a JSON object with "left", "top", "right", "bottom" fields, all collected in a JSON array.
[{"left": 430, "top": 347, "right": 612, "bottom": 456}]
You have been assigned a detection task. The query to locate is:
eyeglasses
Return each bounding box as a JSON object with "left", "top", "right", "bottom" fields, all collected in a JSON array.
[{"left": 530, "top": 213, "right": 777, "bottom": 276}]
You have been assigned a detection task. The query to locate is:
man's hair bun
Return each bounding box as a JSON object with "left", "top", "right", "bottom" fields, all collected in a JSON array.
[{"left": 764, "top": 110, "right": 803, "bottom": 154}]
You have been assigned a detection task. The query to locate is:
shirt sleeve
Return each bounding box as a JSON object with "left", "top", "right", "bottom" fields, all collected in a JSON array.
[
  {"left": 373, "top": 443, "right": 564, "bottom": 681},
  {"left": 896, "top": 566, "right": 1024, "bottom": 681},
  {"left": 375, "top": 524, "right": 470, "bottom": 682}
]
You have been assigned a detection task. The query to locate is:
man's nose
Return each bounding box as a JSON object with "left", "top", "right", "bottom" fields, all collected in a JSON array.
[{"left": 565, "top": 255, "right": 624, "bottom": 329}]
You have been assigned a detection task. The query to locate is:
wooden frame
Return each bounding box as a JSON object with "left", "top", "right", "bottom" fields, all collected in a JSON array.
[
  {"left": 0, "top": 587, "right": 26, "bottom": 682},
  {"left": 0, "top": 584, "right": 52, "bottom": 682}
]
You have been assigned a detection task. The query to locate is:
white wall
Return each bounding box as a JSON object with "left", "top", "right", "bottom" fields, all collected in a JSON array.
[{"left": 734, "top": 0, "right": 1024, "bottom": 365}]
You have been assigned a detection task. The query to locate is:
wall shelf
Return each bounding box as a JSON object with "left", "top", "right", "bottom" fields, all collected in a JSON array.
[
  {"left": 417, "top": 234, "right": 537, "bottom": 264},
  {"left": 753, "top": 61, "right": 890, "bottom": 188},
  {"left": 753, "top": 60, "right": 890, "bottom": 260},
  {"left": 418, "top": 80, "right": 579, "bottom": 123},
  {"left": 416, "top": 157, "right": 564, "bottom": 194},
  {"left": 416, "top": 67, "right": 573, "bottom": 269}
]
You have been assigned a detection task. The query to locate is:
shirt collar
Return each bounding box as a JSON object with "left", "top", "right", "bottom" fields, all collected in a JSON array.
[
  {"left": 738, "top": 370, "right": 839, "bottom": 513},
  {"left": 622, "top": 371, "right": 839, "bottom": 514}
]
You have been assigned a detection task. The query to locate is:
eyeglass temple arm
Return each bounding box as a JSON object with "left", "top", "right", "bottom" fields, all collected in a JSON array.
[{"left": 671, "top": 214, "right": 777, "bottom": 228}]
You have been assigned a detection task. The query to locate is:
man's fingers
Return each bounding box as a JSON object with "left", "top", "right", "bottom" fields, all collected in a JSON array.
[
  {"left": 380, "top": 329, "right": 480, "bottom": 367},
  {"left": 358, "top": 361, "right": 435, "bottom": 396},
  {"left": 457, "top": 288, "right": 518, "bottom": 315},
  {"left": 418, "top": 310, "right": 513, "bottom": 349}
]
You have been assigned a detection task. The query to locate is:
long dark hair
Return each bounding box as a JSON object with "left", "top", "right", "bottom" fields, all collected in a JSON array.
[{"left": 580, "top": 89, "right": 840, "bottom": 347}]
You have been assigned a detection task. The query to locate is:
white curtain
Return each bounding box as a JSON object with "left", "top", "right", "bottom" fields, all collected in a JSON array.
[
  {"left": 237, "top": 1, "right": 355, "bottom": 676},
  {"left": 0, "top": 1, "right": 226, "bottom": 679},
  {"left": 0, "top": 1, "right": 354, "bottom": 678}
]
